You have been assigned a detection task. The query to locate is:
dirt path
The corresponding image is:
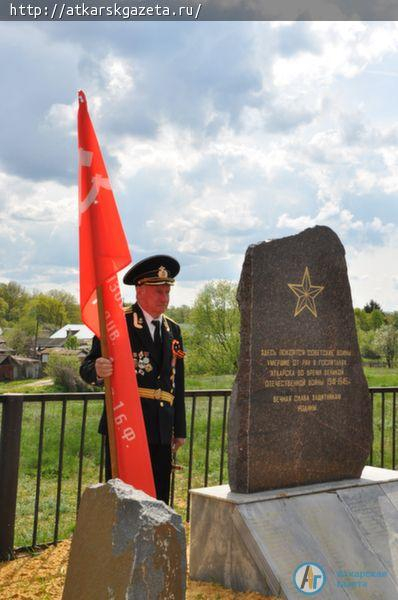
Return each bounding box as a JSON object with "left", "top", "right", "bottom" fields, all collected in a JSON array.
[
  {"left": 0, "top": 540, "right": 279, "bottom": 599},
  {"left": 22, "top": 378, "right": 53, "bottom": 387}
]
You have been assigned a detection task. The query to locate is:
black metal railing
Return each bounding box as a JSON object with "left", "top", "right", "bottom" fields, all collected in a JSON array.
[
  {"left": 0, "top": 390, "right": 230, "bottom": 560},
  {"left": 0, "top": 386, "right": 397, "bottom": 560},
  {"left": 369, "top": 387, "right": 398, "bottom": 470}
]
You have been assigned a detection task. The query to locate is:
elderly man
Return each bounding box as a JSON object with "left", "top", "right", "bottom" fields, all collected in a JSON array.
[{"left": 80, "top": 255, "right": 186, "bottom": 504}]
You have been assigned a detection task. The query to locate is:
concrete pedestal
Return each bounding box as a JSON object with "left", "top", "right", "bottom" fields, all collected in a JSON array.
[{"left": 190, "top": 466, "right": 398, "bottom": 599}]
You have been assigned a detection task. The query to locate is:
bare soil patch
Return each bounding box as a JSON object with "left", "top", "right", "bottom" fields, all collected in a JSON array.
[{"left": 0, "top": 540, "right": 279, "bottom": 599}]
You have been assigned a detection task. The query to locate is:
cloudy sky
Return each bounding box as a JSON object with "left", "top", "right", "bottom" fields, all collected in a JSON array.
[{"left": 1, "top": 21, "right": 398, "bottom": 309}]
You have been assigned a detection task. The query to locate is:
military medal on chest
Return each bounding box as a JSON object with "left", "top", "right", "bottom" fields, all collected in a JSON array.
[{"left": 133, "top": 350, "right": 153, "bottom": 375}]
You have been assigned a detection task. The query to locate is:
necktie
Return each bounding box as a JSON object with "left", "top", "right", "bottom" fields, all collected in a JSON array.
[{"left": 152, "top": 319, "right": 161, "bottom": 347}]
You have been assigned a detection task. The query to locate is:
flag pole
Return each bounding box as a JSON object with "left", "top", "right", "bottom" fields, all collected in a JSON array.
[
  {"left": 96, "top": 284, "right": 119, "bottom": 479},
  {"left": 78, "top": 90, "right": 155, "bottom": 494}
]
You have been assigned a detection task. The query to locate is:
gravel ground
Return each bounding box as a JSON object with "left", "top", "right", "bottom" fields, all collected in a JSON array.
[{"left": 0, "top": 540, "right": 279, "bottom": 600}]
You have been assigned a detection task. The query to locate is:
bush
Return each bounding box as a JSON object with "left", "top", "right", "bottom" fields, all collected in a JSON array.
[
  {"left": 46, "top": 354, "right": 91, "bottom": 392},
  {"left": 357, "top": 328, "right": 381, "bottom": 360}
]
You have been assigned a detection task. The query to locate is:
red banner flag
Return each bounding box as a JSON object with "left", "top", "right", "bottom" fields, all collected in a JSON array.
[{"left": 77, "top": 90, "right": 155, "bottom": 496}]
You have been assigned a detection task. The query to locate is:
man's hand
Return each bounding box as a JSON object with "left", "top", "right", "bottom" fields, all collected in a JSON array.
[
  {"left": 172, "top": 437, "right": 186, "bottom": 452},
  {"left": 95, "top": 357, "right": 113, "bottom": 379}
]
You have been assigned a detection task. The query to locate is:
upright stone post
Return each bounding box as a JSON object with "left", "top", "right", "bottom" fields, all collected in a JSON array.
[
  {"left": 63, "top": 479, "right": 186, "bottom": 600},
  {"left": 228, "top": 225, "right": 372, "bottom": 492}
]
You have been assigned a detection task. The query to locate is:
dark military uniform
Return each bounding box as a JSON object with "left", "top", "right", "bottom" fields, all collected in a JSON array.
[{"left": 80, "top": 302, "right": 186, "bottom": 503}]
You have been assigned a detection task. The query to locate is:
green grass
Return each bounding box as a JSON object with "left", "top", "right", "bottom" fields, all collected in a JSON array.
[
  {"left": 2, "top": 367, "right": 398, "bottom": 548},
  {"left": 185, "top": 374, "right": 234, "bottom": 390},
  {"left": 14, "top": 398, "right": 104, "bottom": 547},
  {"left": 0, "top": 379, "right": 59, "bottom": 394},
  {"left": 363, "top": 367, "right": 398, "bottom": 388},
  {"left": 362, "top": 369, "right": 398, "bottom": 472}
]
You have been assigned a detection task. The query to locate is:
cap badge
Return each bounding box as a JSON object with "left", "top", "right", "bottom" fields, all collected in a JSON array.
[{"left": 158, "top": 266, "right": 168, "bottom": 279}]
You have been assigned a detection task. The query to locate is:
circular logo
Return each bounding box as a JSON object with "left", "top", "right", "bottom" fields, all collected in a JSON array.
[{"left": 293, "top": 562, "right": 326, "bottom": 595}]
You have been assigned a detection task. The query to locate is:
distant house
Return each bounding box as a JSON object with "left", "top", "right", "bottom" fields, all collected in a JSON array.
[
  {"left": 0, "top": 355, "right": 41, "bottom": 381},
  {"left": 39, "top": 346, "right": 83, "bottom": 364},
  {"left": 37, "top": 324, "right": 94, "bottom": 363}
]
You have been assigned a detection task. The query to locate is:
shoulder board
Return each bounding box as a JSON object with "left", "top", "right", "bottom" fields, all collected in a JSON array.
[
  {"left": 164, "top": 315, "right": 178, "bottom": 325},
  {"left": 123, "top": 306, "right": 133, "bottom": 314}
]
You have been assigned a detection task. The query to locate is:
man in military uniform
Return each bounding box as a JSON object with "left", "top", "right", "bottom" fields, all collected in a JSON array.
[{"left": 80, "top": 255, "right": 186, "bottom": 504}]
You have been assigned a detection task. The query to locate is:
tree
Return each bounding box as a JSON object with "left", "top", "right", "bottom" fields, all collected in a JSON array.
[
  {"left": 390, "top": 312, "right": 398, "bottom": 329},
  {"left": 364, "top": 299, "right": 382, "bottom": 313},
  {"left": 355, "top": 307, "right": 385, "bottom": 332},
  {"left": 23, "top": 294, "right": 68, "bottom": 356},
  {"left": 25, "top": 294, "right": 68, "bottom": 330},
  {"left": 357, "top": 328, "right": 380, "bottom": 360},
  {"left": 0, "top": 281, "right": 29, "bottom": 322},
  {"left": 369, "top": 309, "right": 385, "bottom": 330},
  {"left": 0, "top": 297, "right": 8, "bottom": 326},
  {"left": 374, "top": 325, "right": 398, "bottom": 368},
  {"left": 64, "top": 335, "right": 79, "bottom": 350},
  {"left": 166, "top": 305, "right": 192, "bottom": 324},
  {"left": 3, "top": 326, "right": 34, "bottom": 356},
  {"left": 48, "top": 289, "right": 81, "bottom": 322},
  {"left": 355, "top": 308, "right": 371, "bottom": 332},
  {"left": 187, "top": 281, "right": 240, "bottom": 375}
]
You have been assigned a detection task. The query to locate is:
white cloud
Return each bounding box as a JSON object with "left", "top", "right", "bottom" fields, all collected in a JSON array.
[
  {"left": 102, "top": 54, "right": 135, "bottom": 98},
  {"left": 347, "top": 236, "right": 398, "bottom": 311},
  {"left": 272, "top": 22, "right": 398, "bottom": 89},
  {"left": 44, "top": 102, "right": 75, "bottom": 134},
  {"left": 370, "top": 217, "right": 395, "bottom": 234},
  {"left": 354, "top": 169, "right": 378, "bottom": 193},
  {"left": 0, "top": 21, "right": 397, "bottom": 310},
  {"left": 339, "top": 209, "right": 363, "bottom": 231},
  {"left": 0, "top": 170, "right": 77, "bottom": 288},
  {"left": 277, "top": 213, "right": 314, "bottom": 230}
]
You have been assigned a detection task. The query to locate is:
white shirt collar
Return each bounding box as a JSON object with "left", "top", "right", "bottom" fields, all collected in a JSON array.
[{"left": 138, "top": 304, "right": 162, "bottom": 340}]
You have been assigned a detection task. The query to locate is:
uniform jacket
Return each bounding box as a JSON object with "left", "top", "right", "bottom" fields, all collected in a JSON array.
[{"left": 80, "top": 303, "right": 186, "bottom": 445}]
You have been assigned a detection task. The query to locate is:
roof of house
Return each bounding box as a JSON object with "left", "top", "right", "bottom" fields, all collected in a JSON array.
[
  {"left": 50, "top": 324, "right": 94, "bottom": 340},
  {"left": 39, "top": 347, "right": 80, "bottom": 356},
  {"left": 0, "top": 355, "right": 40, "bottom": 365},
  {"left": 37, "top": 337, "right": 66, "bottom": 348},
  {"left": 12, "top": 355, "right": 41, "bottom": 365},
  {"left": 0, "top": 338, "right": 15, "bottom": 353}
]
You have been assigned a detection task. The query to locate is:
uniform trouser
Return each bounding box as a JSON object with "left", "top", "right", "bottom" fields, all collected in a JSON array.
[{"left": 104, "top": 436, "right": 172, "bottom": 504}]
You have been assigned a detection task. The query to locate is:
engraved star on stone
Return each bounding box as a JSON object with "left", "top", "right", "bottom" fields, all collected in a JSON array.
[{"left": 288, "top": 267, "right": 325, "bottom": 318}]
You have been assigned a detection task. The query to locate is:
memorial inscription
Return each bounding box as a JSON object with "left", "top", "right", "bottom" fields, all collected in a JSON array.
[
  {"left": 228, "top": 226, "right": 372, "bottom": 493},
  {"left": 263, "top": 346, "right": 351, "bottom": 412}
]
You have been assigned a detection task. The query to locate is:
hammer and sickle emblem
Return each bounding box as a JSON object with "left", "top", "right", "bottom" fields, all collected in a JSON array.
[{"left": 79, "top": 148, "right": 112, "bottom": 220}]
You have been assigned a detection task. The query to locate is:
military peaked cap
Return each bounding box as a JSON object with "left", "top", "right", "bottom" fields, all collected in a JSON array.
[{"left": 123, "top": 255, "right": 180, "bottom": 286}]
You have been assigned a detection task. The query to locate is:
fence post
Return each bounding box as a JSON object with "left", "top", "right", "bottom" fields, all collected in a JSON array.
[{"left": 0, "top": 395, "right": 23, "bottom": 561}]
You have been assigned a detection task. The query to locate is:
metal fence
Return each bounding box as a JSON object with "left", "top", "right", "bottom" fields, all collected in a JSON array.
[
  {"left": 0, "top": 390, "right": 230, "bottom": 560},
  {"left": 0, "top": 387, "right": 397, "bottom": 561}
]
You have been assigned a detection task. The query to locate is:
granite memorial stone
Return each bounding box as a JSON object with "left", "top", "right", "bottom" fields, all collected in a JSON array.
[
  {"left": 228, "top": 225, "right": 372, "bottom": 492},
  {"left": 62, "top": 479, "right": 186, "bottom": 600}
]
